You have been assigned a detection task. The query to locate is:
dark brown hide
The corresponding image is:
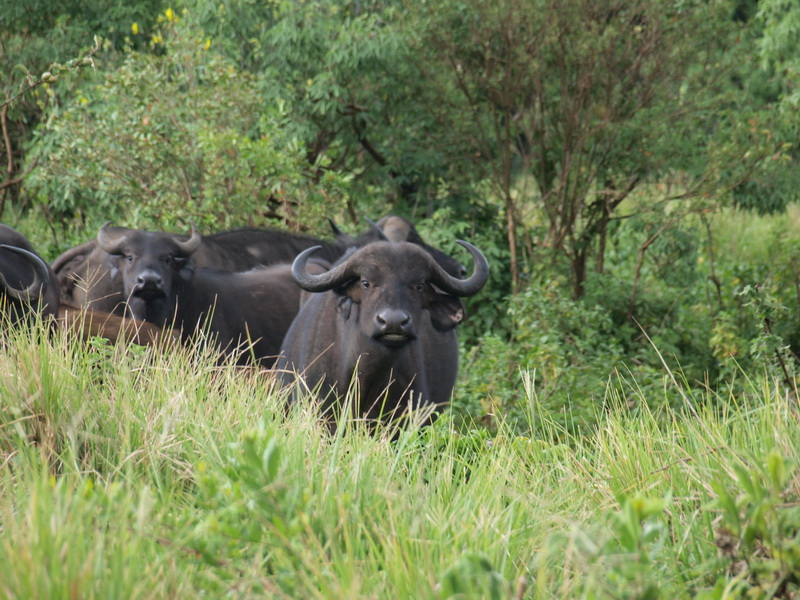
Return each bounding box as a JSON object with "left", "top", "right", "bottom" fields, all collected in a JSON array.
[
  {"left": 277, "top": 241, "right": 489, "bottom": 427},
  {"left": 0, "top": 225, "right": 60, "bottom": 324}
]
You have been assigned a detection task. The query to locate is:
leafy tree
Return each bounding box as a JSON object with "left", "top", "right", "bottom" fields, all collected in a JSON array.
[
  {"left": 0, "top": 0, "right": 164, "bottom": 218},
  {"left": 24, "top": 11, "right": 351, "bottom": 236},
  {"left": 731, "top": 0, "right": 800, "bottom": 215},
  {"left": 407, "top": 0, "right": 788, "bottom": 298},
  {"left": 183, "top": 0, "right": 480, "bottom": 224}
]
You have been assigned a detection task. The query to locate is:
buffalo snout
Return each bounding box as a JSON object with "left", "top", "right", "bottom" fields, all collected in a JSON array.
[
  {"left": 373, "top": 308, "right": 414, "bottom": 346},
  {"left": 134, "top": 269, "right": 166, "bottom": 296}
]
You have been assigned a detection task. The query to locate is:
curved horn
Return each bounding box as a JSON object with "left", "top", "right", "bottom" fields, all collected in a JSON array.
[
  {"left": 292, "top": 246, "right": 361, "bottom": 293},
  {"left": 97, "top": 221, "right": 128, "bottom": 255},
  {"left": 364, "top": 217, "right": 388, "bottom": 241},
  {"left": 426, "top": 240, "right": 489, "bottom": 297},
  {"left": 0, "top": 245, "right": 50, "bottom": 302},
  {"left": 173, "top": 222, "right": 201, "bottom": 257},
  {"left": 327, "top": 217, "right": 346, "bottom": 237}
]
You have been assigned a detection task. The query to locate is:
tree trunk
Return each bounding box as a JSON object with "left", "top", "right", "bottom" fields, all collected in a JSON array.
[
  {"left": 572, "top": 247, "right": 587, "bottom": 300},
  {"left": 595, "top": 204, "right": 610, "bottom": 275},
  {"left": 506, "top": 194, "right": 519, "bottom": 293}
]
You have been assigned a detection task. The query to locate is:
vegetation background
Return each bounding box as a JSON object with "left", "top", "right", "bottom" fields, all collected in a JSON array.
[{"left": 4, "top": 0, "right": 800, "bottom": 597}]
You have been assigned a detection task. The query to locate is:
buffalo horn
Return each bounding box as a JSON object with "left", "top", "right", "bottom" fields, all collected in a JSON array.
[
  {"left": 327, "top": 217, "right": 345, "bottom": 237},
  {"left": 292, "top": 240, "right": 490, "bottom": 297},
  {"left": 97, "top": 221, "right": 127, "bottom": 255},
  {"left": 364, "top": 217, "right": 389, "bottom": 241},
  {"left": 173, "top": 222, "right": 201, "bottom": 257},
  {"left": 425, "top": 240, "right": 489, "bottom": 297},
  {"left": 0, "top": 245, "right": 50, "bottom": 302},
  {"left": 292, "top": 246, "right": 361, "bottom": 293}
]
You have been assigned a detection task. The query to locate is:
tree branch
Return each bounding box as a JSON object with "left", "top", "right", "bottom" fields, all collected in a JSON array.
[{"left": 0, "top": 157, "right": 38, "bottom": 191}]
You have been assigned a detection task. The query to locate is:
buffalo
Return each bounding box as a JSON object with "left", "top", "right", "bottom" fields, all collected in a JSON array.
[
  {"left": 277, "top": 240, "right": 489, "bottom": 427},
  {"left": 53, "top": 216, "right": 466, "bottom": 315},
  {"left": 1, "top": 224, "right": 62, "bottom": 324},
  {"left": 166, "top": 261, "right": 329, "bottom": 365},
  {"left": 1, "top": 224, "right": 170, "bottom": 346},
  {"left": 54, "top": 223, "right": 203, "bottom": 318},
  {"left": 76, "top": 222, "right": 330, "bottom": 363}
]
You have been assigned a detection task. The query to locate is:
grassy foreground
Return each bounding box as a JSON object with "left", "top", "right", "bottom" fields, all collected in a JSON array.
[{"left": 1, "top": 323, "right": 799, "bottom": 599}]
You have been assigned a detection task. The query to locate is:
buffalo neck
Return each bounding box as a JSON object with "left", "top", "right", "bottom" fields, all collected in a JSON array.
[{"left": 338, "top": 329, "right": 433, "bottom": 419}]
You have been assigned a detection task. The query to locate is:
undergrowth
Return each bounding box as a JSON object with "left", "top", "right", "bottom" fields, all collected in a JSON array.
[{"left": 1, "top": 320, "right": 799, "bottom": 598}]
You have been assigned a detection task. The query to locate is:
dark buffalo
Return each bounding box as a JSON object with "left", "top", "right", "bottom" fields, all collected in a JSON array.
[
  {"left": 1, "top": 224, "right": 60, "bottom": 324},
  {"left": 277, "top": 240, "right": 489, "bottom": 426},
  {"left": 53, "top": 216, "right": 466, "bottom": 314},
  {"left": 53, "top": 223, "right": 202, "bottom": 318},
  {"left": 335, "top": 215, "right": 468, "bottom": 278},
  {"left": 1, "top": 224, "right": 170, "bottom": 346},
  {"left": 82, "top": 223, "right": 330, "bottom": 363},
  {"left": 168, "top": 262, "right": 329, "bottom": 365}
]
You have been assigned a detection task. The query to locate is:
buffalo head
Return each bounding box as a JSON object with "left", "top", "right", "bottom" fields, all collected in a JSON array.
[
  {"left": 292, "top": 240, "right": 488, "bottom": 349},
  {"left": 96, "top": 222, "right": 201, "bottom": 324}
]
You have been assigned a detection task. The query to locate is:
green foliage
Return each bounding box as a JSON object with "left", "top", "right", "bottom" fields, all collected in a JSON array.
[
  {"left": 737, "top": 283, "right": 799, "bottom": 386},
  {"left": 185, "top": 0, "right": 440, "bottom": 211},
  {"left": 10, "top": 1, "right": 800, "bottom": 596},
  {"left": 25, "top": 13, "right": 351, "bottom": 235},
  {"left": 436, "top": 552, "right": 510, "bottom": 600},
  {"left": 0, "top": 0, "right": 165, "bottom": 219},
  {"left": 703, "top": 449, "right": 800, "bottom": 598},
  {"left": 536, "top": 493, "right": 673, "bottom": 599},
  {"left": 455, "top": 279, "right": 630, "bottom": 435},
  {"left": 2, "top": 320, "right": 800, "bottom": 597},
  {"left": 403, "top": 0, "right": 788, "bottom": 296},
  {"left": 454, "top": 203, "right": 800, "bottom": 436}
]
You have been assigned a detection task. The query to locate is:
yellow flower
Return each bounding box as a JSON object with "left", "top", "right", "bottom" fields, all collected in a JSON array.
[
  {"left": 132, "top": 22, "right": 139, "bottom": 35},
  {"left": 166, "top": 7, "right": 174, "bottom": 21},
  {"left": 203, "top": 38, "right": 211, "bottom": 50},
  {"left": 152, "top": 34, "right": 162, "bottom": 45}
]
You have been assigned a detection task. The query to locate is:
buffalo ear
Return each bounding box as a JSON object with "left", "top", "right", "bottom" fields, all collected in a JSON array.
[
  {"left": 106, "top": 254, "right": 122, "bottom": 281},
  {"left": 178, "top": 262, "right": 195, "bottom": 282},
  {"left": 335, "top": 279, "right": 363, "bottom": 303},
  {"left": 427, "top": 291, "right": 464, "bottom": 332},
  {"left": 334, "top": 280, "right": 362, "bottom": 320},
  {"left": 336, "top": 296, "right": 353, "bottom": 320}
]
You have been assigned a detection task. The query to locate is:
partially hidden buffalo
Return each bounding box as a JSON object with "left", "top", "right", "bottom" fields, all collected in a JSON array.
[
  {"left": 164, "top": 262, "right": 329, "bottom": 364},
  {"left": 1, "top": 224, "right": 60, "bottom": 324},
  {"left": 1, "top": 224, "right": 171, "bottom": 346},
  {"left": 52, "top": 216, "right": 466, "bottom": 315},
  {"left": 277, "top": 240, "right": 489, "bottom": 427},
  {"left": 82, "top": 223, "right": 329, "bottom": 364},
  {"left": 54, "top": 223, "right": 203, "bottom": 317}
]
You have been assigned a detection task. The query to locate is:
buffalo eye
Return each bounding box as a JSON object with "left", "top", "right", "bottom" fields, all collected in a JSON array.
[
  {"left": 361, "top": 279, "right": 371, "bottom": 289},
  {"left": 163, "top": 256, "right": 172, "bottom": 265},
  {"left": 125, "top": 255, "right": 134, "bottom": 262},
  {"left": 415, "top": 283, "right": 426, "bottom": 293}
]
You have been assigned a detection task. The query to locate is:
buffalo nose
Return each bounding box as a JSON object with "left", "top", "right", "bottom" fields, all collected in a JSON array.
[
  {"left": 375, "top": 308, "right": 411, "bottom": 333},
  {"left": 137, "top": 270, "right": 163, "bottom": 287}
]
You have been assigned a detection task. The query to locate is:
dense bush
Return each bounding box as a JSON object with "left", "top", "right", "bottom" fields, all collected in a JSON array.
[
  {"left": 24, "top": 13, "right": 352, "bottom": 241},
  {"left": 454, "top": 206, "right": 800, "bottom": 435}
]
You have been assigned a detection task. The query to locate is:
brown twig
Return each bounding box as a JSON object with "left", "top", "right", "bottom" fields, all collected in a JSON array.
[{"left": 1, "top": 43, "right": 99, "bottom": 111}]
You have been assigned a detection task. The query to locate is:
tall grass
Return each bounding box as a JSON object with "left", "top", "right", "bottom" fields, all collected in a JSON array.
[{"left": 1, "top": 321, "right": 799, "bottom": 598}]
